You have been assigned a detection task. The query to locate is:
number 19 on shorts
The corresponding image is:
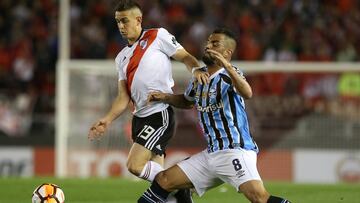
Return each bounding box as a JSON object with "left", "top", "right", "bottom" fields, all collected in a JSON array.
[{"left": 138, "top": 125, "right": 155, "bottom": 140}]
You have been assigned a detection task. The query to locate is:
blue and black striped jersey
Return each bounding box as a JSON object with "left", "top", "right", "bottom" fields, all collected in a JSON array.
[{"left": 184, "top": 67, "right": 258, "bottom": 153}]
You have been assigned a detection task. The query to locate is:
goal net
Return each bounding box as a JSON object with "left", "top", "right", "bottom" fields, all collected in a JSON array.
[{"left": 56, "top": 60, "right": 360, "bottom": 182}]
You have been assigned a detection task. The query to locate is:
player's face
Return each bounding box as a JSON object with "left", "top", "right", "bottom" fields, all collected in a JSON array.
[
  {"left": 115, "top": 9, "right": 141, "bottom": 41},
  {"left": 202, "top": 34, "right": 227, "bottom": 66}
]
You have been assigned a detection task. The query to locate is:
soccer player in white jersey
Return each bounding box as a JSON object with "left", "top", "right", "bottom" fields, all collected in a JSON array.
[
  {"left": 88, "top": 1, "right": 208, "bottom": 202},
  {"left": 138, "top": 28, "right": 291, "bottom": 203}
]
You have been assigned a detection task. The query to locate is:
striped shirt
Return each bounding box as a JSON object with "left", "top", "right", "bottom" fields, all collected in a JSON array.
[{"left": 184, "top": 67, "right": 258, "bottom": 153}]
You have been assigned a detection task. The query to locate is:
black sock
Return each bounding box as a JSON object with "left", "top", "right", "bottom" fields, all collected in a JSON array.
[
  {"left": 267, "top": 195, "right": 291, "bottom": 203},
  {"left": 138, "top": 181, "right": 170, "bottom": 203},
  {"left": 174, "top": 188, "right": 193, "bottom": 203}
]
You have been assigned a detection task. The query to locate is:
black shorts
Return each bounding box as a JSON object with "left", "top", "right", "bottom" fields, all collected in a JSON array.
[{"left": 132, "top": 106, "right": 175, "bottom": 155}]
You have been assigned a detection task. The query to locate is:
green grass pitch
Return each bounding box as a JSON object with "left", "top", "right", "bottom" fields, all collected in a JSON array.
[{"left": 0, "top": 177, "right": 359, "bottom": 203}]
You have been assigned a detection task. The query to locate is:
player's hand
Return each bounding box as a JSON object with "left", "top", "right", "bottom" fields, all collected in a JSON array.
[
  {"left": 193, "top": 69, "right": 210, "bottom": 85},
  {"left": 206, "top": 49, "right": 231, "bottom": 69},
  {"left": 88, "top": 119, "right": 109, "bottom": 141},
  {"left": 147, "top": 92, "right": 167, "bottom": 103}
]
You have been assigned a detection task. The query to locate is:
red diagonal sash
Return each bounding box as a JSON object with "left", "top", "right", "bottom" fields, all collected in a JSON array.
[{"left": 126, "top": 29, "right": 158, "bottom": 94}]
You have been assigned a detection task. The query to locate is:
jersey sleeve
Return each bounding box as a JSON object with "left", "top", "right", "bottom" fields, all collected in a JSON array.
[
  {"left": 115, "top": 54, "right": 126, "bottom": 81},
  {"left": 184, "top": 77, "right": 197, "bottom": 101},
  {"left": 157, "top": 28, "right": 183, "bottom": 57},
  {"left": 221, "top": 66, "right": 246, "bottom": 92}
]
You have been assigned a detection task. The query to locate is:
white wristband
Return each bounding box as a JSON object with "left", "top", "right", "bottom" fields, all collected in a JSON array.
[{"left": 191, "top": 67, "right": 202, "bottom": 74}]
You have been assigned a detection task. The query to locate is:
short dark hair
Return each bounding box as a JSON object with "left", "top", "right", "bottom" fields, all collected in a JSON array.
[
  {"left": 212, "top": 28, "right": 237, "bottom": 51},
  {"left": 212, "top": 28, "right": 236, "bottom": 42},
  {"left": 115, "top": 0, "right": 142, "bottom": 12}
]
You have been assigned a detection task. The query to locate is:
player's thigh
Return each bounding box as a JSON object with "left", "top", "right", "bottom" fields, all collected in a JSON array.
[
  {"left": 156, "top": 165, "right": 194, "bottom": 191},
  {"left": 214, "top": 149, "right": 261, "bottom": 192},
  {"left": 177, "top": 150, "right": 223, "bottom": 196},
  {"left": 127, "top": 143, "right": 154, "bottom": 167}
]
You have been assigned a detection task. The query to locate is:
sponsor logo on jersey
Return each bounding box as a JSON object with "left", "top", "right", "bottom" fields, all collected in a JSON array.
[{"left": 196, "top": 101, "right": 224, "bottom": 112}]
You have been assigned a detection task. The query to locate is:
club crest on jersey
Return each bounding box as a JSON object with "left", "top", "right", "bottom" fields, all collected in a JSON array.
[
  {"left": 209, "top": 88, "right": 217, "bottom": 98},
  {"left": 139, "top": 39, "right": 148, "bottom": 49}
]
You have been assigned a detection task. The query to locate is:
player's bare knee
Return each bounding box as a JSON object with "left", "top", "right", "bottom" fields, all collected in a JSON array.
[
  {"left": 127, "top": 166, "right": 142, "bottom": 176},
  {"left": 154, "top": 171, "right": 172, "bottom": 191},
  {"left": 245, "top": 190, "right": 269, "bottom": 203},
  {"left": 126, "top": 161, "right": 143, "bottom": 176}
]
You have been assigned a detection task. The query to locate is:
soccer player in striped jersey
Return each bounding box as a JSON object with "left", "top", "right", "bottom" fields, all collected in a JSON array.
[
  {"left": 139, "top": 28, "right": 291, "bottom": 203},
  {"left": 88, "top": 1, "right": 208, "bottom": 202}
]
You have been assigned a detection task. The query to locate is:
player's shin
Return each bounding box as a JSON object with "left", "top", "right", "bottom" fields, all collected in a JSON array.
[
  {"left": 174, "top": 188, "right": 194, "bottom": 203},
  {"left": 138, "top": 181, "right": 170, "bottom": 203},
  {"left": 267, "top": 195, "right": 291, "bottom": 203}
]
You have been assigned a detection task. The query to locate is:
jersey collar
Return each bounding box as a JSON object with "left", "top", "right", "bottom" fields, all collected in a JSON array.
[
  {"left": 209, "top": 67, "right": 225, "bottom": 80},
  {"left": 127, "top": 29, "right": 145, "bottom": 47}
]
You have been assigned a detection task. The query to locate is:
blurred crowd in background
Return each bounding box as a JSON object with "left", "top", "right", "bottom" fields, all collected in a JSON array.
[
  {"left": 70, "top": 0, "right": 360, "bottom": 61},
  {"left": 0, "top": 0, "right": 359, "bottom": 139}
]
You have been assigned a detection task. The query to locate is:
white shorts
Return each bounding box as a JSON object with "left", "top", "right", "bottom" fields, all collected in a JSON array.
[{"left": 177, "top": 149, "right": 261, "bottom": 196}]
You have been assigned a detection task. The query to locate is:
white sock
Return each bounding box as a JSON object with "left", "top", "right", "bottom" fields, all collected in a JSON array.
[{"left": 139, "top": 161, "right": 164, "bottom": 182}]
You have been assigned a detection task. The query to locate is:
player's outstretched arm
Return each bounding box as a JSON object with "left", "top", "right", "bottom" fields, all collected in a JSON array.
[
  {"left": 172, "top": 48, "right": 209, "bottom": 85},
  {"left": 88, "top": 80, "right": 130, "bottom": 140},
  {"left": 147, "top": 92, "right": 194, "bottom": 109},
  {"left": 207, "top": 49, "right": 252, "bottom": 99}
]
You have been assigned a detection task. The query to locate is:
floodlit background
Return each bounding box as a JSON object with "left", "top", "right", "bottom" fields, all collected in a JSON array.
[{"left": 0, "top": 0, "right": 359, "bottom": 200}]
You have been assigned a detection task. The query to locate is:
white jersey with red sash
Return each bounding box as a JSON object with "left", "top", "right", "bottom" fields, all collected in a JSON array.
[{"left": 115, "top": 28, "right": 183, "bottom": 117}]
